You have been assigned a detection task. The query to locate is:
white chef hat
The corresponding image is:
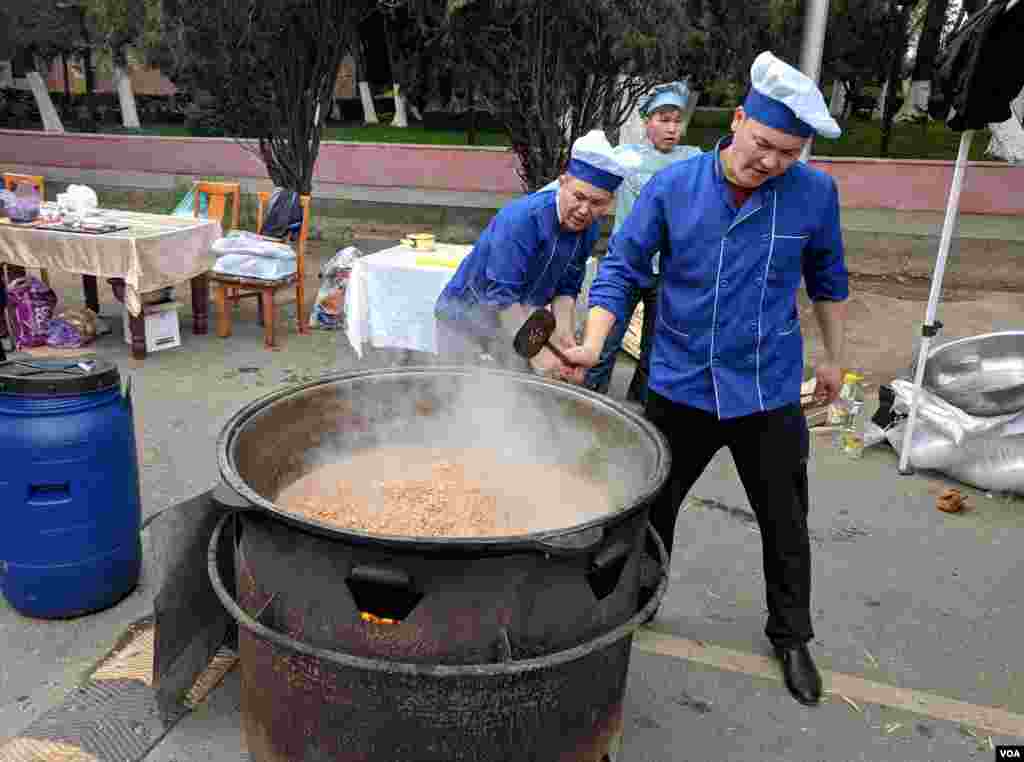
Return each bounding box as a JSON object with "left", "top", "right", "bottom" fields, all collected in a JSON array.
[
  {"left": 742, "top": 51, "right": 841, "bottom": 139},
  {"left": 566, "top": 129, "right": 627, "bottom": 193}
]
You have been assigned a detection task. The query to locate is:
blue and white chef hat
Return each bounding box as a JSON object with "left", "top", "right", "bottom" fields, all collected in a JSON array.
[
  {"left": 565, "top": 129, "right": 627, "bottom": 193},
  {"left": 639, "top": 81, "right": 690, "bottom": 118},
  {"left": 742, "top": 51, "right": 841, "bottom": 139}
]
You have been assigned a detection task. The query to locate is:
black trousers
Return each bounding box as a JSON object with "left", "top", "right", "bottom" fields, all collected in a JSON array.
[{"left": 645, "top": 391, "right": 813, "bottom": 648}]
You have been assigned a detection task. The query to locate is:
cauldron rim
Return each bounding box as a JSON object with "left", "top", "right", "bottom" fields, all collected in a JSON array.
[{"left": 216, "top": 365, "right": 671, "bottom": 555}]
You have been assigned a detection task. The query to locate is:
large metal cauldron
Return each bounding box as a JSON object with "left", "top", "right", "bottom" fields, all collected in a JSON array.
[{"left": 215, "top": 367, "right": 671, "bottom": 761}]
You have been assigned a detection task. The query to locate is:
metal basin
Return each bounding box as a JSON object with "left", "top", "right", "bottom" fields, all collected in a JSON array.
[{"left": 923, "top": 332, "right": 1024, "bottom": 417}]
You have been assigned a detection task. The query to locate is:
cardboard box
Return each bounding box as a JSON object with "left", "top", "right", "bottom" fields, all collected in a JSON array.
[{"left": 123, "top": 300, "right": 182, "bottom": 353}]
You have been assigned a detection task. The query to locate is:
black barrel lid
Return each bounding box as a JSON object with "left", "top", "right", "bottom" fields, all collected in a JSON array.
[{"left": 0, "top": 356, "right": 121, "bottom": 395}]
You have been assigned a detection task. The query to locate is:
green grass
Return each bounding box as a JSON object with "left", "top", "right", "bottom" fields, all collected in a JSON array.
[
  {"left": 322, "top": 124, "right": 510, "bottom": 146},
  {"left": 124, "top": 122, "right": 511, "bottom": 146},
  {"left": 684, "top": 108, "right": 993, "bottom": 161}
]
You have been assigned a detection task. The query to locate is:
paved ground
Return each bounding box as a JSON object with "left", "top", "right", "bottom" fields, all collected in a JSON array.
[{"left": 1, "top": 230, "right": 1023, "bottom": 761}]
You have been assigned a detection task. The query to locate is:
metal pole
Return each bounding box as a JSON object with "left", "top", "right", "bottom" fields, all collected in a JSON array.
[
  {"left": 897, "top": 129, "right": 975, "bottom": 474},
  {"left": 799, "top": 0, "right": 832, "bottom": 162}
]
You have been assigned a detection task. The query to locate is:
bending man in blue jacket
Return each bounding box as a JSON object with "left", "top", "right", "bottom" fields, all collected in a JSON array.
[
  {"left": 566, "top": 52, "right": 850, "bottom": 707},
  {"left": 435, "top": 130, "right": 626, "bottom": 379}
]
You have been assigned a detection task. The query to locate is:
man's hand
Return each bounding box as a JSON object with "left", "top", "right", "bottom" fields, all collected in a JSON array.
[
  {"left": 814, "top": 362, "right": 843, "bottom": 404},
  {"left": 551, "top": 330, "right": 586, "bottom": 384},
  {"left": 562, "top": 344, "right": 601, "bottom": 370},
  {"left": 558, "top": 305, "right": 616, "bottom": 382},
  {"left": 529, "top": 347, "right": 567, "bottom": 378}
]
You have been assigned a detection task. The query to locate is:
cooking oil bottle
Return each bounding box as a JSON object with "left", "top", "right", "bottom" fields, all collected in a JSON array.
[{"left": 828, "top": 371, "right": 866, "bottom": 458}]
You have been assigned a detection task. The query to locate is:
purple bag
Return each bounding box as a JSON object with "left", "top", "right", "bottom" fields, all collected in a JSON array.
[
  {"left": 7, "top": 185, "right": 41, "bottom": 223},
  {"left": 8, "top": 276, "right": 58, "bottom": 349}
]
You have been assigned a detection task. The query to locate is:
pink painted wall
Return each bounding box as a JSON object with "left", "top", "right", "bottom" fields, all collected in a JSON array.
[
  {"left": 1, "top": 129, "right": 1022, "bottom": 215},
  {"left": 811, "top": 157, "right": 1024, "bottom": 216}
]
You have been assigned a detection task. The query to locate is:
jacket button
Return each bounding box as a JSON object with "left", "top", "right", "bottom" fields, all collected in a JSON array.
[{"left": 720, "top": 280, "right": 729, "bottom": 288}]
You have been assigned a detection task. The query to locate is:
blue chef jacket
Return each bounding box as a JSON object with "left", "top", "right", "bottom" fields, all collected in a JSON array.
[
  {"left": 436, "top": 188, "right": 601, "bottom": 342},
  {"left": 589, "top": 137, "right": 849, "bottom": 419}
]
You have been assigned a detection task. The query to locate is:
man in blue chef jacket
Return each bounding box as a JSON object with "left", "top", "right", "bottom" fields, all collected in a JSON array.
[
  {"left": 434, "top": 130, "right": 626, "bottom": 380},
  {"left": 566, "top": 52, "right": 850, "bottom": 707}
]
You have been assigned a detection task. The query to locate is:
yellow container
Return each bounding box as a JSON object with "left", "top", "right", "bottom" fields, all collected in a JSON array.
[{"left": 401, "top": 232, "right": 436, "bottom": 251}]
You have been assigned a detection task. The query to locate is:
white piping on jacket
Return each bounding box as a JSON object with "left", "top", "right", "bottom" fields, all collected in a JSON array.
[{"left": 755, "top": 191, "right": 779, "bottom": 412}]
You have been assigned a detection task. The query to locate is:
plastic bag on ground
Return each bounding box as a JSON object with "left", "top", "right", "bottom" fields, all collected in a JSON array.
[
  {"left": 8, "top": 276, "right": 57, "bottom": 349},
  {"left": 46, "top": 307, "right": 98, "bottom": 348},
  {"left": 309, "top": 246, "right": 362, "bottom": 330}
]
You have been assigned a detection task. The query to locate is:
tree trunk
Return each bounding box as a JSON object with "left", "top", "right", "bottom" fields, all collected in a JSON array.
[
  {"left": 829, "top": 80, "right": 847, "bottom": 117},
  {"left": 873, "top": 81, "right": 888, "bottom": 120},
  {"left": 880, "top": 3, "right": 910, "bottom": 157},
  {"left": 392, "top": 83, "right": 408, "bottom": 127},
  {"left": 618, "top": 74, "right": 644, "bottom": 145},
  {"left": 114, "top": 65, "right": 141, "bottom": 128},
  {"left": 82, "top": 48, "right": 96, "bottom": 97},
  {"left": 681, "top": 89, "right": 701, "bottom": 135},
  {"left": 62, "top": 54, "right": 72, "bottom": 102},
  {"left": 895, "top": 79, "right": 930, "bottom": 122},
  {"left": 986, "top": 86, "right": 1024, "bottom": 163},
  {"left": 359, "top": 82, "right": 378, "bottom": 124},
  {"left": 897, "top": 0, "right": 949, "bottom": 123},
  {"left": 352, "top": 44, "right": 379, "bottom": 125},
  {"left": 26, "top": 71, "right": 64, "bottom": 132}
]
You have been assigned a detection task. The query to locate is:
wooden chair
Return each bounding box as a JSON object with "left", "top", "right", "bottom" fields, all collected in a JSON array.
[
  {"left": 3, "top": 173, "right": 50, "bottom": 286},
  {"left": 211, "top": 190, "right": 311, "bottom": 348},
  {"left": 193, "top": 180, "right": 241, "bottom": 233}
]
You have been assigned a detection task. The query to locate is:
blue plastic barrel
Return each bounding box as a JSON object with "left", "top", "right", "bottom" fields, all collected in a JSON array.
[{"left": 0, "top": 357, "right": 142, "bottom": 618}]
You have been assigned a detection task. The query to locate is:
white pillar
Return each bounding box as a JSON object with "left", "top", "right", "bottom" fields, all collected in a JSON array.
[
  {"left": 26, "top": 71, "right": 64, "bottom": 132},
  {"left": 359, "top": 81, "right": 378, "bottom": 124},
  {"left": 114, "top": 65, "right": 141, "bottom": 128},
  {"left": 829, "top": 80, "right": 847, "bottom": 117},
  {"left": 873, "top": 81, "right": 888, "bottom": 120},
  {"left": 391, "top": 83, "right": 408, "bottom": 128},
  {"left": 986, "top": 86, "right": 1024, "bottom": 164}
]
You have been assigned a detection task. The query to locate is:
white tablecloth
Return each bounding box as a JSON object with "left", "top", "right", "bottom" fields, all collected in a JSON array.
[{"left": 345, "top": 243, "right": 470, "bottom": 357}]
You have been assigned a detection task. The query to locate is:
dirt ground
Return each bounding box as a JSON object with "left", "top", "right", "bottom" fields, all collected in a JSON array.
[{"left": 801, "top": 270, "right": 1023, "bottom": 395}]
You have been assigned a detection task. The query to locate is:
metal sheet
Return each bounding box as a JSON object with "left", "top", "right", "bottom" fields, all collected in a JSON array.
[{"left": 149, "top": 488, "right": 238, "bottom": 709}]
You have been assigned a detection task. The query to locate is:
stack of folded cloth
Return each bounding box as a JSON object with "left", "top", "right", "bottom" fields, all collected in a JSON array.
[{"left": 211, "top": 231, "right": 297, "bottom": 280}]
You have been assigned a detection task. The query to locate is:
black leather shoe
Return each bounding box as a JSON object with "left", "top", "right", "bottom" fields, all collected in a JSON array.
[{"left": 774, "top": 644, "right": 822, "bottom": 706}]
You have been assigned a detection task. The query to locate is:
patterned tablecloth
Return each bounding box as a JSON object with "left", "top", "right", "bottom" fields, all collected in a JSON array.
[
  {"left": 0, "top": 209, "right": 222, "bottom": 316},
  {"left": 345, "top": 242, "right": 470, "bottom": 357}
]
